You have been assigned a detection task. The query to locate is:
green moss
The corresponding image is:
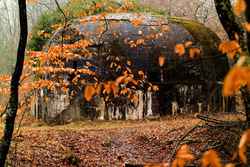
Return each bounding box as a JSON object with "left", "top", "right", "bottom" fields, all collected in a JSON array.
[
  {"left": 168, "top": 16, "right": 220, "bottom": 50},
  {"left": 28, "top": 0, "right": 167, "bottom": 51}
]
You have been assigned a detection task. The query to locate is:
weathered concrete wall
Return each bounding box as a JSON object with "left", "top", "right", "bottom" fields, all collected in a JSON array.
[{"left": 31, "top": 89, "right": 156, "bottom": 123}]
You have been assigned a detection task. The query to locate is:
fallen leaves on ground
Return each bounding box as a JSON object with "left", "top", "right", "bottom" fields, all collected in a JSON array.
[{"left": 6, "top": 113, "right": 244, "bottom": 167}]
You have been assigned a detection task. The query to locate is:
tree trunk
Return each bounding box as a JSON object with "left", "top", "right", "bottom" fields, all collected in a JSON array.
[
  {"left": 214, "top": 0, "right": 250, "bottom": 122},
  {"left": 0, "top": 0, "right": 28, "bottom": 165},
  {"left": 214, "top": 0, "right": 247, "bottom": 49}
]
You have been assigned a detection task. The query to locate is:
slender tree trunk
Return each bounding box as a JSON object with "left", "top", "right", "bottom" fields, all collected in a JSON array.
[
  {"left": 214, "top": 0, "right": 247, "bottom": 49},
  {"left": 214, "top": 0, "right": 250, "bottom": 122},
  {"left": 0, "top": 0, "right": 28, "bottom": 166}
]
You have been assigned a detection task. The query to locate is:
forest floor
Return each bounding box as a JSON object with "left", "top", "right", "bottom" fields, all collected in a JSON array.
[{"left": 4, "top": 112, "right": 245, "bottom": 167}]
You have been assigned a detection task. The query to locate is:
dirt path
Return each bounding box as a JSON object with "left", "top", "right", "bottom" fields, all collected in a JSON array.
[{"left": 7, "top": 114, "right": 243, "bottom": 167}]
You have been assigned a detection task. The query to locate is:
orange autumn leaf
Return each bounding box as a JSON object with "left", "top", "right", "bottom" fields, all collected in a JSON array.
[
  {"left": 172, "top": 159, "right": 185, "bottom": 167},
  {"left": 176, "top": 145, "right": 194, "bottom": 160},
  {"left": 201, "top": 150, "right": 222, "bottom": 167},
  {"left": 103, "top": 81, "right": 118, "bottom": 95},
  {"left": 224, "top": 164, "right": 235, "bottom": 167},
  {"left": 158, "top": 55, "right": 165, "bottom": 67},
  {"left": 218, "top": 40, "right": 241, "bottom": 59},
  {"left": 131, "top": 18, "right": 143, "bottom": 26},
  {"left": 184, "top": 41, "right": 193, "bottom": 47},
  {"left": 51, "top": 23, "right": 63, "bottom": 30},
  {"left": 95, "top": 2, "right": 102, "bottom": 9},
  {"left": 27, "top": 51, "right": 44, "bottom": 58},
  {"left": 95, "top": 83, "right": 102, "bottom": 95},
  {"left": 77, "top": 39, "right": 92, "bottom": 48},
  {"left": 152, "top": 85, "right": 159, "bottom": 91},
  {"left": 242, "top": 22, "right": 250, "bottom": 32},
  {"left": 124, "top": 76, "right": 133, "bottom": 84},
  {"left": 61, "top": 85, "right": 68, "bottom": 93},
  {"left": 136, "top": 39, "right": 145, "bottom": 45},
  {"left": 120, "top": 88, "right": 129, "bottom": 95},
  {"left": 175, "top": 44, "right": 185, "bottom": 56},
  {"left": 131, "top": 79, "right": 138, "bottom": 86},
  {"left": 103, "top": 82, "right": 112, "bottom": 94},
  {"left": 84, "top": 85, "right": 96, "bottom": 101},
  {"left": 144, "top": 163, "right": 168, "bottom": 167},
  {"left": 238, "top": 129, "right": 250, "bottom": 164},
  {"left": 115, "top": 75, "right": 127, "bottom": 85},
  {"left": 189, "top": 48, "right": 201, "bottom": 59},
  {"left": 234, "top": 0, "right": 246, "bottom": 16},
  {"left": 223, "top": 66, "right": 250, "bottom": 96},
  {"left": 110, "top": 82, "right": 118, "bottom": 96},
  {"left": 172, "top": 145, "right": 194, "bottom": 167},
  {"left": 0, "top": 75, "right": 11, "bottom": 82}
]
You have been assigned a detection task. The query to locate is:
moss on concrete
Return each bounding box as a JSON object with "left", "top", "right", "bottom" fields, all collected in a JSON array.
[
  {"left": 168, "top": 16, "right": 229, "bottom": 80},
  {"left": 168, "top": 16, "right": 220, "bottom": 53}
]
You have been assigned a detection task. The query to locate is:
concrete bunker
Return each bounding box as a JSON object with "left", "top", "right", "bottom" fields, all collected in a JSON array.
[{"left": 31, "top": 13, "right": 230, "bottom": 123}]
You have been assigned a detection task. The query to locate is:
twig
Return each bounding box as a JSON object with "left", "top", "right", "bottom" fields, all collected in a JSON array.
[
  {"left": 201, "top": 140, "right": 224, "bottom": 153},
  {"left": 54, "top": 0, "right": 68, "bottom": 55},
  {"left": 165, "top": 127, "right": 184, "bottom": 136},
  {"left": 196, "top": 114, "right": 244, "bottom": 128},
  {"left": 169, "top": 122, "right": 202, "bottom": 163},
  {"left": 12, "top": 97, "right": 29, "bottom": 167},
  {"left": 13, "top": 105, "right": 27, "bottom": 138},
  {"left": 195, "top": 114, "right": 226, "bottom": 124},
  {"left": 54, "top": 0, "right": 67, "bottom": 26},
  {"left": 163, "top": 139, "right": 203, "bottom": 145}
]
